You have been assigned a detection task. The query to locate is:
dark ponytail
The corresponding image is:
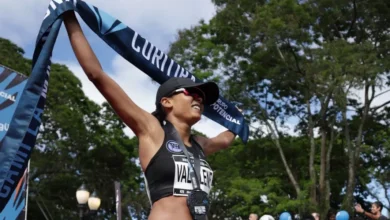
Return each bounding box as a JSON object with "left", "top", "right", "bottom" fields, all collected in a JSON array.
[{"left": 152, "top": 105, "right": 166, "bottom": 126}]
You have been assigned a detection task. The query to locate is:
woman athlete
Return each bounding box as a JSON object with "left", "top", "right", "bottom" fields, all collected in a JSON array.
[{"left": 63, "top": 11, "right": 237, "bottom": 219}]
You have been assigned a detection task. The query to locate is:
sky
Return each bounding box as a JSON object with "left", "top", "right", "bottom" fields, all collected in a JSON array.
[
  {"left": 0, "top": 0, "right": 229, "bottom": 138},
  {"left": 0, "top": 0, "right": 389, "bottom": 216}
]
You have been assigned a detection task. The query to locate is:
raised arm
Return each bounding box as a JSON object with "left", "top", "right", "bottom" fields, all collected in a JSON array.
[
  {"left": 363, "top": 212, "right": 380, "bottom": 220},
  {"left": 62, "top": 11, "right": 161, "bottom": 138},
  {"left": 195, "top": 130, "right": 236, "bottom": 156},
  {"left": 195, "top": 106, "right": 242, "bottom": 155},
  {"left": 355, "top": 204, "right": 381, "bottom": 220}
]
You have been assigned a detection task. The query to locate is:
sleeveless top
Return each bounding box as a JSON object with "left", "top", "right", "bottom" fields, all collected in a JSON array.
[{"left": 143, "top": 123, "right": 214, "bottom": 204}]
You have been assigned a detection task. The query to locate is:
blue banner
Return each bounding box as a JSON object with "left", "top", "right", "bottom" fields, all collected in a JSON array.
[
  {"left": 0, "top": 65, "right": 29, "bottom": 219},
  {"left": 0, "top": 0, "right": 249, "bottom": 211},
  {"left": 0, "top": 17, "right": 60, "bottom": 211},
  {"left": 0, "top": 65, "right": 28, "bottom": 141},
  {"left": 0, "top": 168, "right": 28, "bottom": 220}
]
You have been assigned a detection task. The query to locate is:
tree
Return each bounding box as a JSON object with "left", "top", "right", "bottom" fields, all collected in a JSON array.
[
  {"left": 168, "top": 0, "right": 390, "bottom": 216},
  {"left": 205, "top": 134, "right": 351, "bottom": 218},
  {"left": 357, "top": 106, "right": 390, "bottom": 212}
]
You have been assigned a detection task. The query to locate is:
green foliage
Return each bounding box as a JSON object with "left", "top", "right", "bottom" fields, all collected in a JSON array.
[
  {"left": 206, "top": 136, "right": 349, "bottom": 218},
  {"left": 168, "top": 0, "right": 390, "bottom": 218},
  {"left": 0, "top": 38, "right": 31, "bottom": 75}
]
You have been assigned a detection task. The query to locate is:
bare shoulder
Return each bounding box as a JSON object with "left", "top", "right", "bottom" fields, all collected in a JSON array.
[
  {"left": 193, "top": 130, "right": 235, "bottom": 156},
  {"left": 193, "top": 135, "right": 209, "bottom": 149}
]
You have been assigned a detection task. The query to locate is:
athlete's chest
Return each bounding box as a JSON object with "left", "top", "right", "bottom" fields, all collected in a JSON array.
[{"left": 164, "top": 139, "right": 214, "bottom": 196}]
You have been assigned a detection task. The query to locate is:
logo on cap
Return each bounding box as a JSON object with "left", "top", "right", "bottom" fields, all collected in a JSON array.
[{"left": 166, "top": 140, "right": 182, "bottom": 153}]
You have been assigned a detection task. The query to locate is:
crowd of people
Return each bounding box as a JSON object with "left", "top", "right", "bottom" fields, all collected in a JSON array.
[{"left": 246, "top": 201, "right": 388, "bottom": 220}]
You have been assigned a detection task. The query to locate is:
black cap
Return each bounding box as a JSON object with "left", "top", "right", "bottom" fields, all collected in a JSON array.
[{"left": 154, "top": 77, "right": 219, "bottom": 107}]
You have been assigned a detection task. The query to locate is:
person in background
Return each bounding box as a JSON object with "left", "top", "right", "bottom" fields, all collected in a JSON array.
[
  {"left": 327, "top": 209, "right": 337, "bottom": 220},
  {"left": 302, "top": 214, "right": 315, "bottom": 220},
  {"left": 312, "top": 212, "right": 320, "bottom": 220},
  {"left": 355, "top": 201, "right": 388, "bottom": 220},
  {"left": 260, "top": 214, "right": 275, "bottom": 220},
  {"left": 351, "top": 216, "right": 365, "bottom": 220},
  {"left": 249, "top": 213, "right": 259, "bottom": 220}
]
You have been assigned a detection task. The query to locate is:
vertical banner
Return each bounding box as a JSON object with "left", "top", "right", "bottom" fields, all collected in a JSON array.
[
  {"left": 0, "top": 65, "right": 29, "bottom": 219},
  {"left": 115, "top": 181, "right": 122, "bottom": 220}
]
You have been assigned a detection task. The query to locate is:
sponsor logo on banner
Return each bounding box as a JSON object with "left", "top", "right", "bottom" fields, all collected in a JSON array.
[
  {"left": 210, "top": 98, "right": 241, "bottom": 125},
  {"left": 0, "top": 92, "right": 15, "bottom": 102},
  {"left": 0, "top": 65, "right": 28, "bottom": 140}
]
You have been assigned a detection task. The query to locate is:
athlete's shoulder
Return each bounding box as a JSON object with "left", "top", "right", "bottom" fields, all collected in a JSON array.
[
  {"left": 191, "top": 135, "right": 208, "bottom": 157},
  {"left": 192, "top": 135, "right": 208, "bottom": 147}
]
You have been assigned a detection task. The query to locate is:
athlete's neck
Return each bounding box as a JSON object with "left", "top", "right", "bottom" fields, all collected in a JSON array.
[{"left": 165, "top": 117, "right": 191, "bottom": 146}]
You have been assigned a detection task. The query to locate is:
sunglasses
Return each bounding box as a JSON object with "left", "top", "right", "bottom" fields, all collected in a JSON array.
[{"left": 169, "top": 88, "right": 205, "bottom": 101}]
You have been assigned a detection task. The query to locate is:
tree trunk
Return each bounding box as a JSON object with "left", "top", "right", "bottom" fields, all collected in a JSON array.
[
  {"left": 319, "top": 130, "right": 327, "bottom": 211},
  {"left": 344, "top": 83, "right": 371, "bottom": 211},
  {"left": 307, "top": 101, "right": 317, "bottom": 205},
  {"left": 354, "top": 83, "right": 371, "bottom": 170},
  {"left": 265, "top": 119, "right": 301, "bottom": 196},
  {"left": 318, "top": 94, "right": 332, "bottom": 214},
  {"left": 323, "top": 118, "right": 336, "bottom": 220},
  {"left": 343, "top": 103, "right": 355, "bottom": 213}
]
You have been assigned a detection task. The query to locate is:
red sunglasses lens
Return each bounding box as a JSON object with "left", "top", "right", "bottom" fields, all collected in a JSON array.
[
  {"left": 182, "top": 89, "right": 190, "bottom": 95},
  {"left": 184, "top": 89, "right": 203, "bottom": 100}
]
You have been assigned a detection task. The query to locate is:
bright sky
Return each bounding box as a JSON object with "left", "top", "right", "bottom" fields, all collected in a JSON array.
[
  {"left": 0, "top": 0, "right": 388, "bottom": 216},
  {"left": 0, "top": 0, "right": 228, "bottom": 138}
]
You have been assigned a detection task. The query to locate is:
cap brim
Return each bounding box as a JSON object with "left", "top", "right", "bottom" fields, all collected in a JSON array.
[{"left": 182, "top": 81, "right": 219, "bottom": 105}]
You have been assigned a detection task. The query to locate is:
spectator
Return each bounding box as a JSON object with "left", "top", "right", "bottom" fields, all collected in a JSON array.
[
  {"left": 327, "top": 209, "right": 337, "bottom": 220},
  {"left": 260, "top": 215, "right": 275, "bottom": 220},
  {"left": 312, "top": 213, "right": 320, "bottom": 220},
  {"left": 355, "top": 201, "right": 388, "bottom": 220},
  {"left": 302, "top": 214, "right": 315, "bottom": 220},
  {"left": 351, "top": 216, "right": 365, "bottom": 220},
  {"left": 249, "top": 213, "right": 259, "bottom": 220}
]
